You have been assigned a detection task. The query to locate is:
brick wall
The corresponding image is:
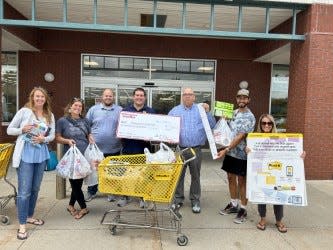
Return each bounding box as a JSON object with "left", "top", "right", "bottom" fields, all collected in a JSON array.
[
  {"left": 289, "top": 4, "right": 333, "bottom": 179},
  {"left": 216, "top": 59, "right": 271, "bottom": 121}
]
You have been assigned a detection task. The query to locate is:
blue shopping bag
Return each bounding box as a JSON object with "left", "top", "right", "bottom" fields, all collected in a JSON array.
[{"left": 46, "top": 150, "right": 58, "bottom": 171}]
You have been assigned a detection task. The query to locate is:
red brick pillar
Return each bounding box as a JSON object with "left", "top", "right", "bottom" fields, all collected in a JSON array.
[
  {"left": 0, "top": 28, "right": 3, "bottom": 140},
  {"left": 288, "top": 4, "right": 333, "bottom": 179}
]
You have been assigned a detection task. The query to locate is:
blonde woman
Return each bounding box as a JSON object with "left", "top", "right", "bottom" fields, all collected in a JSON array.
[
  {"left": 7, "top": 87, "right": 55, "bottom": 240},
  {"left": 254, "top": 114, "right": 305, "bottom": 233}
]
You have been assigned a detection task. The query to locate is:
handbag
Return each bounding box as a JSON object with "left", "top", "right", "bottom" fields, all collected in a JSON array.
[{"left": 45, "top": 150, "right": 58, "bottom": 171}]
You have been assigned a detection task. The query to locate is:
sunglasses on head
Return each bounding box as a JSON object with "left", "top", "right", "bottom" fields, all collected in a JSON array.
[
  {"left": 261, "top": 121, "right": 273, "bottom": 126},
  {"left": 72, "top": 97, "right": 83, "bottom": 103}
]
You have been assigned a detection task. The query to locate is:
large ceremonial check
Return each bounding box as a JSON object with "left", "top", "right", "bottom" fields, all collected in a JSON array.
[
  {"left": 116, "top": 111, "right": 181, "bottom": 143},
  {"left": 246, "top": 133, "right": 307, "bottom": 206}
]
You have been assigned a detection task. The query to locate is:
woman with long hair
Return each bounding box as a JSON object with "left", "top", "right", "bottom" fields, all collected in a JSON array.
[
  {"left": 7, "top": 87, "right": 55, "bottom": 240},
  {"left": 254, "top": 114, "right": 305, "bottom": 233},
  {"left": 56, "top": 97, "right": 94, "bottom": 220}
]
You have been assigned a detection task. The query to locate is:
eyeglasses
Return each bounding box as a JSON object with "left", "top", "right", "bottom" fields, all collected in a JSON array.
[
  {"left": 261, "top": 121, "right": 273, "bottom": 126},
  {"left": 182, "top": 93, "right": 194, "bottom": 96}
]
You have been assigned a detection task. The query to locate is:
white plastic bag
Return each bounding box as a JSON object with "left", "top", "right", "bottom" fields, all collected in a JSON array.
[
  {"left": 213, "top": 118, "right": 233, "bottom": 149},
  {"left": 84, "top": 143, "right": 104, "bottom": 186},
  {"left": 144, "top": 142, "right": 176, "bottom": 163},
  {"left": 56, "top": 145, "right": 92, "bottom": 179}
]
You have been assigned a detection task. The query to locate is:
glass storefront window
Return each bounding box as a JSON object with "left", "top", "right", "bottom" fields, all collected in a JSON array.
[
  {"left": 105, "top": 57, "right": 118, "bottom": 68},
  {"left": 151, "top": 89, "right": 181, "bottom": 114},
  {"left": 82, "top": 55, "right": 215, "bottom": 81},
  {"left": 162, "top": 59, "right": 176, "bottom": 71},
  {"left": 177, "top": 60, "right": 190, "bottom": 72},
  {"left": 1, "top": 52, "right": 17, "bottom": 124},
  {"left": 118, "top": 88, "right": 139, "bottom": 108},
  {"left": 90, "top": 56, "right": 104, "bottom": 68},
  {"left": 151, "top": 59, "right": 163, "bottom": 70},
  {"left": 271, "top": 65, "right": 289, "bottom": 132},
  {"left": 84, "top": 87, "right": 106, "bottom": 110},
  {"left": 119, "top": 57, "right": 133, "bottom": 69},
  {"left": 134, "top": 58, "right": 149, "bottom": 70}
]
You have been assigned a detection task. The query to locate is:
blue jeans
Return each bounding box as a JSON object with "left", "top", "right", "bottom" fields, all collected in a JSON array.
[{"left": 16, "top": 160, "right": 46, "bottom": 225}]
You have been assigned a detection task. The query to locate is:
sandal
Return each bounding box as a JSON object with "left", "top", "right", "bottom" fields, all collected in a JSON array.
[
  {"left": 74, "top": 209, "right": 89, "bottom": 220},
  {"left": 67, "top": 206, "right": 78, "bottom": 216},
  {"left": 26, "top": 218, "right": 44, "bottom": 226},
  {"left": 256, "top": 222, "right": 266, "bottom": 231},
  {"left": 275, "top": 223, "right": 288, "bottom": 233},
  {"left": 17, "top": 229, "right": 28, "bottom": 240}
]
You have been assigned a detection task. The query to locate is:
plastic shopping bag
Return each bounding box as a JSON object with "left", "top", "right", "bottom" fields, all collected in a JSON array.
[
  {"left": 56, "top": 145, "right": 92, "bottom": 179},
  {"left": 213, "top": 118, "right": 233, "bottom": 149},
  {"left": 144, "top": 142, "right": 176, "bottom": 163},
  {"left": 84, "top": 143, "right": 104, "bottom": 186}
]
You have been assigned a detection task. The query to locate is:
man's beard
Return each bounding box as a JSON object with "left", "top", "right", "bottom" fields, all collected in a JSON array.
[{"left": 238, "top": 103, "right": 247, "bottom": 108}]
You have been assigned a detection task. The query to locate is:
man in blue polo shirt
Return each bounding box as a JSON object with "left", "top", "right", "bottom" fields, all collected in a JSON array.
[
  {"left": 168, "top": 87, "right": 216, "bottom": 213},
  {"left": 117, "top": 87, "right": 155, "bottom": 207},
  {"left": 85, "top": 88, "right": 122, "bottom": 202}
]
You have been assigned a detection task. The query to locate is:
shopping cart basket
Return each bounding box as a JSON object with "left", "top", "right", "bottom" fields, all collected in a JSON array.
[
  {"left": 99, "top": 147, "right": 195, "bottom": 246},
  {"left": 0, "top": 143, "right": 16, "bottom": 225}
]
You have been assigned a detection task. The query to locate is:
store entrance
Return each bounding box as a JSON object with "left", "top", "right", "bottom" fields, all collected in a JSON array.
[{"left": 82, "top": 79, "right": 215, "bottom": 114}]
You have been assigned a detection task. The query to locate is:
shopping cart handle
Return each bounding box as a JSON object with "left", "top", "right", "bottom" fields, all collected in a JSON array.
[{"left": 180, "top": 147, "right": 196, "bottom": 165}]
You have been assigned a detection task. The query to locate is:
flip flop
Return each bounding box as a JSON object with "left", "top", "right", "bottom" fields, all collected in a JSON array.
[
  {"left": 26, "top": 218, "right": 45, "bottom": 226},
  {"left": 275, "top": 223, "right": 287, "bottom": 233},
  {"left": 17, "top": 229, "right": 28, "bottom": 240},
  {"left": 256, "top": 222, "right": 266, "bottom": 231},
  {"left": 67, "top": 207, "right": 78, "bottom": 216},
  {"left": 75, "top": 209, "right": 89, "bottom": 220}
]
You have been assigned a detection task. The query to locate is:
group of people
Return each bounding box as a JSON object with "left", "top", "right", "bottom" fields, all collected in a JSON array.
[{"left": 7, "top": 84, "right": 304, "bottom": 240}]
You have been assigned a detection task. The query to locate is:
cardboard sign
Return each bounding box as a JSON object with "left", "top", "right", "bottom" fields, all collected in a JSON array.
[{"left": 116, "top": 111, "right": 180, "bottom": 143}]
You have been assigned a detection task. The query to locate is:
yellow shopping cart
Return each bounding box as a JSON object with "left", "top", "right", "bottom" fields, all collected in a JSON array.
[
  {"left": 0, "top": 143, "right": 16, "bottom": 225},
  {"left": 99, "top": 147, "right": 195, "bottom": 246}
]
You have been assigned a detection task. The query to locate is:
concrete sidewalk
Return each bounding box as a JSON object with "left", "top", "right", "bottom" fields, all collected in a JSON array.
[{"left": 1, "top": 152, "right": 333, "bottom": 250}]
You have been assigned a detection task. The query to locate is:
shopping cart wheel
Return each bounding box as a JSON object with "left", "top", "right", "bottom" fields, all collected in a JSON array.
[
  {"left": 109, "top": 225, "right": 117, "bottom": 235},
  {"left": 1, "top": 215, "right": 10, "bottom": 225},
  {"left": 177, "top": 235, "right": 188, "bottom": 246}
]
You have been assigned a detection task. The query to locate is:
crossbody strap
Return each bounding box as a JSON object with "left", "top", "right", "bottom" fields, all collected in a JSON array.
[{"left": 65, "top": 117, "right": 89, "bottom": 138}]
